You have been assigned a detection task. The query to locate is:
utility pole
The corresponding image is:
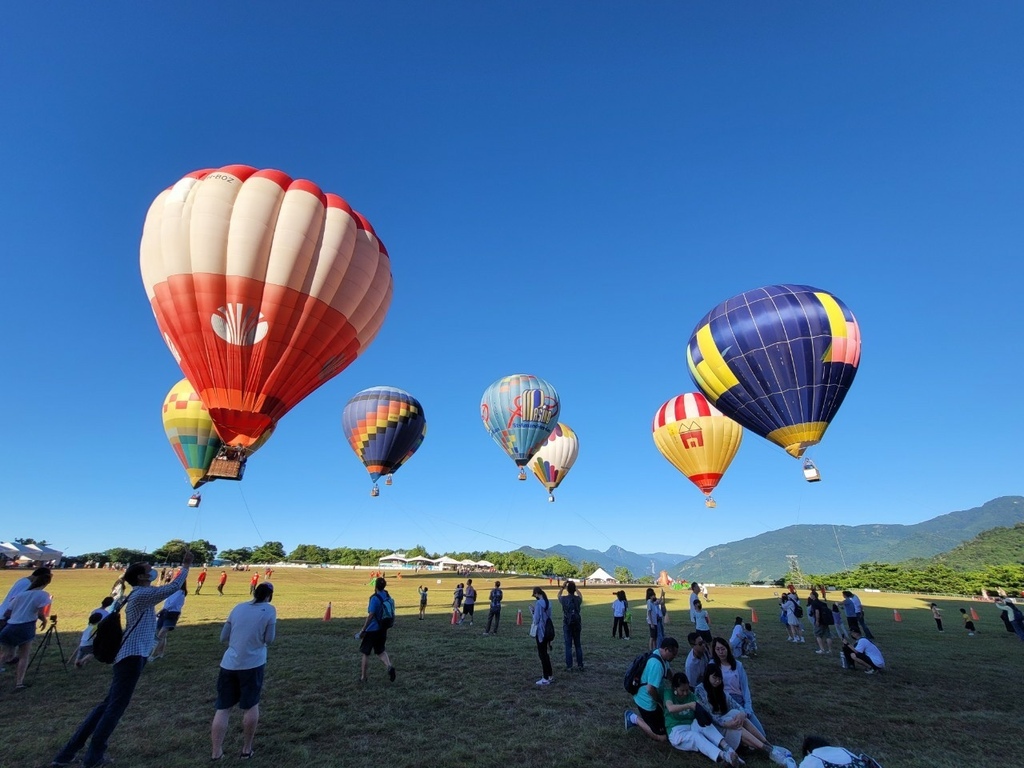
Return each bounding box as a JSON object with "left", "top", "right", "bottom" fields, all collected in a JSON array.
[{"left": 785, "top": 555, "right": 806, "bottom": 587}]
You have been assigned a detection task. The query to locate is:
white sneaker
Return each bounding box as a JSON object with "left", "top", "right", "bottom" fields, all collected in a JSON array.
[
  {"left": 536, "top": 677, "right": 551, "bottom": 685},
  {"left": 814, "top": 649, "right": 825, "bottom": 654}
]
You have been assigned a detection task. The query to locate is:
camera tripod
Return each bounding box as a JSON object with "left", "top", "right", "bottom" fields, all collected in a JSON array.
[{"left": 30, "top": 616, "right": 69, "bottom": 675}]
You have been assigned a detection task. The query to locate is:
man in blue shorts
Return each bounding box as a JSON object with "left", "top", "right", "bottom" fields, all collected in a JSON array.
[{"left": 210, "top": 582, "right": 277, "bottom": 760}]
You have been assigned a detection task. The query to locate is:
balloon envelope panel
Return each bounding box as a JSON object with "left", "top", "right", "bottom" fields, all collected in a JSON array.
[
  {"left": 686, "top": 284, "right": 860, "bottom": 458},
  {"left": 530, "top": 423, "right": 579, "bottom": 492},
  {"left": 480, "top": 374, "right": 560, "bottom": 467},
  {"left": 652, "top": 393, "right": 742, "bottom": 496},
  {"left": 141, "top": 165, "right": 393, "bottom": 447},
  {"left": 342, "top": 386, "right": 427, "bottom": 481}
]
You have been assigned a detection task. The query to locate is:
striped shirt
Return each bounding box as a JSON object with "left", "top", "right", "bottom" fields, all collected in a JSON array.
[{"left": 115, "top": 568, "right": 189, "bottom": 663}]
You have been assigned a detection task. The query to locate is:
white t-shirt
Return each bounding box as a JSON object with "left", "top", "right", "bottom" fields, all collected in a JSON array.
[
  {"left": 5, "top": 589, "right": 51, "bottom": 623},
  {"left": 0, "top": 576, "right": 31, "bottom": 616},
  {"left": 612, "top": 598, "right": 625, "bottom": 618},
  {"left": 799, "top": 746, "right": 860, "bottom": 767},
  {"left": 729, "top": 623, "right": 745, "bottom": 647},
  {"left": 689, "top": 591, "right": 699, "bottom": 622},
  {"left": 854, "top": 637, "right": 884, "bottom": 668}
]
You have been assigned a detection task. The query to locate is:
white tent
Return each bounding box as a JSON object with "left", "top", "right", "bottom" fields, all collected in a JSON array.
[
  {"left": 586, "top": 567, "right": 617, "bottom": 583},
  {"left": 0, "top": 542, "right": 63, "bottom": 565},
  {"left": 378, "top": 552, "right": 408, "bottom": 565},
  {"left": 434, "top": 556, "right": 461, "bottom": 571}
]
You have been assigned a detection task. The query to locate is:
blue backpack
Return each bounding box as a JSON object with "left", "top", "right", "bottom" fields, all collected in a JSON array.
[{"left": 375, "top": 591, "right": 396, "bottom": 629}]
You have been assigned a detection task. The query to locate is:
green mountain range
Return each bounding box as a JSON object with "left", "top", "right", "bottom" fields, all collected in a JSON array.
[
  {"left": 520, "top": 496, "right": 1024, "bottom": 583},
  {"left": 672, "top": 496, "right": 1024, "bottom": 583}
]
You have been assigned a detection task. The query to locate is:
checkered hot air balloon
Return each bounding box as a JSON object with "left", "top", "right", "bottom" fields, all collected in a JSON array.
[
  {"left": 162, "top": 379, "right": 275, "bottom": 489},
  {"left": 652, "top": 393, "right": 742, "bottom": 508},
  {"left": 141, "top": 165, "right": 393, "bottom": 450},
  {"left": 342, "top": 386, "right": 427, "bottom": 496},
  {"left": 687, "top": 285, "right": 861, "bottom": 460}
]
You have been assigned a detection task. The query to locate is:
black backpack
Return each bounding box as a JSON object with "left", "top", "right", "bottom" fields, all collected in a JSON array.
[
  {"left": 91, "top": 611, "right": 124, "bottom": 664},
  {"left": 564, "top": 595, "right": 582, "bottom": 626},
  {"left": 93, "top": 600, "right": 143, "bottom": 664},
  {"left": 790, "top": 597, "right": 804, "bottom": 618},
  {"left": 624, "top": 652, "right": 664, "bottom": 695}
]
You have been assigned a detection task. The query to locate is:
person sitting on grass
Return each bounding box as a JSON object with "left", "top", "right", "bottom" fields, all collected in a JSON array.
[
  {"left": 841, "top": 627, "right": 885, "bottom": 674},
  {"left": 624, "top": 636, "right": 680, "bottom": 742},
  {"left": 798, "top": 735, "right": 883, "bottom": 767},
  {"left": 694, "top": 664, "right": 796, "bottom": 766},
  {"left": 662, "top": 671, "right": 742, "bottom": 766}
]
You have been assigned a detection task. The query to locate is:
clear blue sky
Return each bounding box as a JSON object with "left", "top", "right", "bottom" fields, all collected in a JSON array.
[{"left": 2, "top": 3, "right": 1021, "bottom": 566}]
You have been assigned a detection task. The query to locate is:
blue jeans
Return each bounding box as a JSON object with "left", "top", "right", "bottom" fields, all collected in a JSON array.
[
  {"left": 53, "top": 655, "right": 147, "bottom": 767},
  {"left": 563, "top": 622, "right": 583, "bottom": 669}
]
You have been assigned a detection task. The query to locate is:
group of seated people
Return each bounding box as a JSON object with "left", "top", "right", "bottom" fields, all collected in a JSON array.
[{"left": 625, "top": 633, "right": 882, "bottom": 766}]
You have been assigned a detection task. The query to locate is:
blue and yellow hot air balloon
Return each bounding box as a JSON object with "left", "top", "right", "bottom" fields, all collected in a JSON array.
[
  {"left": 687, "top": 284, "right": 861, "bottom": 461},
  {"left": 342, "top": 386, "right": 427, "bottom": 496},
  {"left": 530, "top": 423, "right": 579, "bottom": 502},
  {"left": 481, "top": 374, "right": 560, "bottom": 480},
  {"left": 162, "top": 379, "right": 223, "bottom": 489}
]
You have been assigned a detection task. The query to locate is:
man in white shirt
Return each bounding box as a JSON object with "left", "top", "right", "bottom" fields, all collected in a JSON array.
[
  {"left": 211, "top": 582, "right": 277, "bottom": 760},
  {"left": 841, "top": 627, "right": 884, "bottom": 674}
]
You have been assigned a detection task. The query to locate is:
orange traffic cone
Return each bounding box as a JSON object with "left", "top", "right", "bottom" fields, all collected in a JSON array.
[
  {"left": 893, "top": 609, "right": 902, "bottom": 622},
  {"left": 970, "top": 607, "right": 980, "bottom": 621},
  {"left": 516, "top": 609, "right": 523, "bottom": 626},
  {"left": 750, "top": 608, "right": 759, "bottom": 624},
  {"left": 451, "top": 609, "right": 459, "bottom": 625},
  {"left": 323, "top": 602, "right": 332, "bottom": 621}
]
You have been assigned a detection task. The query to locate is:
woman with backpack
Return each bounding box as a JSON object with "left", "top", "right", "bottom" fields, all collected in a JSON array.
[{"left": 530, "top": 587, "right": 554, "bottom": 685}]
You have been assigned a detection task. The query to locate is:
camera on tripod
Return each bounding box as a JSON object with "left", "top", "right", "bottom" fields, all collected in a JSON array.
[{"left": 49, "top": 614, "right": 58, "bottom": 624}]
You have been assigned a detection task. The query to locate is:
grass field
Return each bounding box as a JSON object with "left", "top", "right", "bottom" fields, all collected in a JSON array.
[{"left": 0, "top": 568, "right": 1017, "bottom": 768}]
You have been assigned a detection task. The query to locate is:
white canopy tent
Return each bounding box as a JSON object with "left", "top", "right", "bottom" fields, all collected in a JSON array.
[
  {"left": 0, "top": 542, "right": 63, "bottom": 565},
  {"left": 586, "top": 567, "right": 617, "bottom": 583}
]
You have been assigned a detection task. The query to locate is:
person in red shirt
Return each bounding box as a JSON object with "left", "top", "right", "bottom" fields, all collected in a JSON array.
[
  {"left": 195, "top": 568, "right": 208, "bottom": 595},
  {"left": 249, "top": 573, "right": 259, "bottom": 596},
  {"left": 217, "top": 571, "right": 228, "bottom": 596}
]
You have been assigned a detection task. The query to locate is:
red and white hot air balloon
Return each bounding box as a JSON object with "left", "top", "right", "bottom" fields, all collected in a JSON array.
[{"left": 140, "top": 165, "right": 393, "bottom": 457}]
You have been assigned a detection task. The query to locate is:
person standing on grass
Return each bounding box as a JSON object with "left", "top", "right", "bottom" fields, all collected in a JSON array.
[
  {"left": 51, "top": 552, "right": 192, "bottom": 768},
  {"left": 357, "top": 577, "right": 395, "bottom": 684},
  {"left": 645, "top": 588, "right": 661, "bottom": 651},
  {"left": 463, "top": 578, "right": 477, "bottom": 626},
  {"left": 0, "top": 568, "right": 52, "bottom": 690},
  {"left": 841, "top": 627, "right": 885, "bottom": 674},
  {"left": 249, "top": 572, "right": 259, "bottom": 596},
  {"left": 808, "top": 590, "right": 834, "bottom": 655},
  {"left": 418, "top": 586, "right": 428, "bottom": 620},
  {"left": 930, "top": 603, "right": 944, "bottom": 632},
  {"left": 150, "top": 584, "right": 187, "bottom": 660},
  {"left": 689, "top": 582, "right": 701, "bottom": 624},
  {"left": 624, "top": 636, "right": 679, "bottom": 742},
  {"left": 452, "top": 583, "right": 464, "bottom": 623},
  {"left": 959, "top": 608, "right": 977, "bottom": 636},
  {"left": 483, "top": 581, "right": 503, "bottom": 635},
  {"left": 995, "top": 598, "right": 1024, "bottom": 641},
  {"left": 530, "top": 586, "right": 555, "bottom": 685},
  {"left": 831, "top": 603, "right": 849, "bottom": 642},
  {"left": 210, "top": 582, "right": 276, "bottom": 761},
  {"left": 558, "top": 580, "right": 584, "bottom": 671},
  {"left": 612, "top": 590, "right": 628, "bottom": 639},
  {"left": 195, "top": 568, "right": 208, "bottom": 595},
  {"left": 694, "top": 599, "right": 713, "bottom": 645},
  {"left": 0, "top": 567, "right": 51, "bottom": 633},
  {"left": 217, "top": 570, "right": 227, "bottom": 596}
]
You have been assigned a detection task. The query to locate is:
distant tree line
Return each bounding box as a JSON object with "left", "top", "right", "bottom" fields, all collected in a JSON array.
[
  {"left": 67, "top": 539, "right": 655, "bottom": 582},
  {"left": 801, "top": 561, "right": 1024, "bottom": 596}
]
